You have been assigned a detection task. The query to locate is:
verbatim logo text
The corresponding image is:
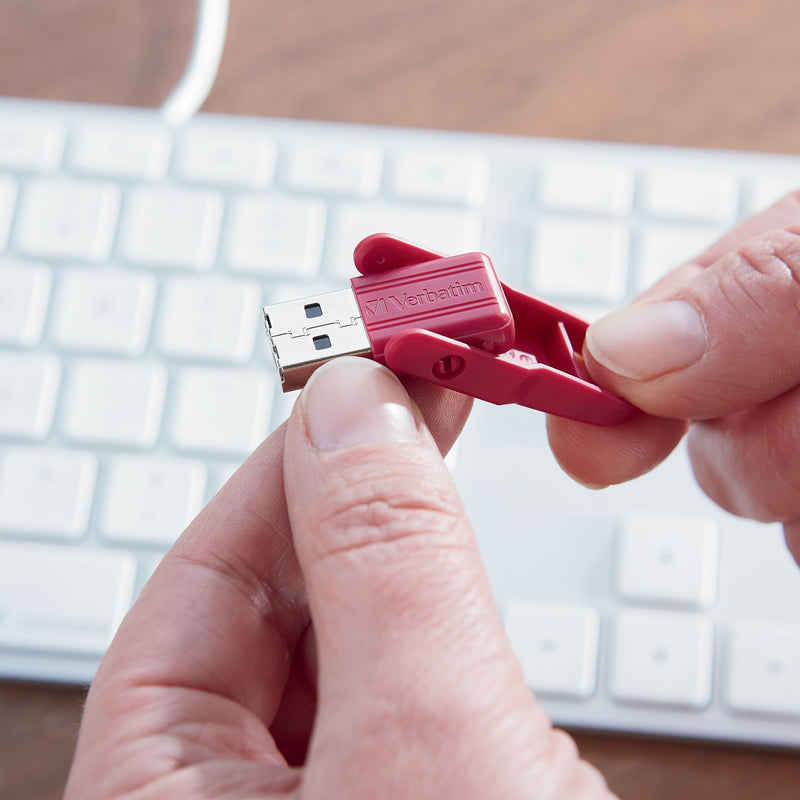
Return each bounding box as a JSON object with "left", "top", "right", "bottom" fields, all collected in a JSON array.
[{"left": 364, "top": 280, "right": 484, "bottom": 315}]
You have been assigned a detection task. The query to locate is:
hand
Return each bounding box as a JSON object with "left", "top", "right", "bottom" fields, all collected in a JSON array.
[
  {"left": 548, "top": 191, "right": 800, "bottom": 567},
  {"left": 65, "top": 357, "right": 613, "bottom": 799}
]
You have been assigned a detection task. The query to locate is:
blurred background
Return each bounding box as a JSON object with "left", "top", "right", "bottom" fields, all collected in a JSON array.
[
  {"left": 3, "top": 0, "right": 800, "bottom": 150},
  {"left": 1, "top": 1, "right": 800, "bottom": 798}
]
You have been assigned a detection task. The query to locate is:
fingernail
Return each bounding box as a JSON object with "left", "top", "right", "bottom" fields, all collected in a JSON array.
[
  {"left": 301, "top": 357, "right": 419, "bottom": 449},
  {"left": 586, "top": 300, "right": 707, "bottom": 380}
]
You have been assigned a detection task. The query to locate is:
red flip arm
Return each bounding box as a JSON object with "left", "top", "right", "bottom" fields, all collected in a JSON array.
[{"left": 383, "top": 329, "right": 633, "bottom": 425}]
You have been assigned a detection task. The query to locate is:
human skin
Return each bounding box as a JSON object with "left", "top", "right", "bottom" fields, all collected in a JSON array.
[
  {"left": 65, "top": 362, "right": 612, "bottom": 800},
  {"left": 65, "top": 192, "right": 800, "bottom": 799},
  {"left": 547, "top": 191, "right": 800, "bottom": 567}
]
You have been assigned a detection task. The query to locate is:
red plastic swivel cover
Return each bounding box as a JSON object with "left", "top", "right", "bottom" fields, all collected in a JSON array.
[{"left": 351, "top": 233, "right": 634, "bottom": 426}]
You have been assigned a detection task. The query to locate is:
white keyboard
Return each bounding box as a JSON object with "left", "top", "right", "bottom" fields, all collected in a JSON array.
[{"left": 1, "top": 97, "right": 799, "bottom": 749}]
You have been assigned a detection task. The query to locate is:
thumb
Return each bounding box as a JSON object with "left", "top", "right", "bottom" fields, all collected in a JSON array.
[
  {"left": 283, "top": 358, "right": 512, "bottom": 700},
  {"left": 583, "top": 226, "right": 800, "bottom": 419},
  {"left": 283, "top": 357, "right": 611, "bottom": 797}
]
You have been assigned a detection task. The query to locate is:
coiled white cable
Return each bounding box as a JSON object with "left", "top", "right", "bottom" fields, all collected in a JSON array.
[{"left": 161, "top": 0, "right": 230, "bottom": 126}]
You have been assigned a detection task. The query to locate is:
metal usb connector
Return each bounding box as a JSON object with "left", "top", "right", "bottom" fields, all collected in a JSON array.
[{"left": 263, "top": 288, "right": 372, "bottom": 391}]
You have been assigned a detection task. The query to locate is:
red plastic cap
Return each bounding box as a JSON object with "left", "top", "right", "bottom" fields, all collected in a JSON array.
[{"left": 351, "top": 249, "right": 515, "bottom": 361}]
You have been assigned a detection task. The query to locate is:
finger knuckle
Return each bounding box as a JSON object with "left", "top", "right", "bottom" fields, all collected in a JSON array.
[
  {"left": 736, "top": 228, "right": 800, "bottom": 286},
  {"left": 719, "top": 230, "right": 800, "bottom": 327},
  {"left": 309, "top": 450, "right": 464, "bottom": 563}
]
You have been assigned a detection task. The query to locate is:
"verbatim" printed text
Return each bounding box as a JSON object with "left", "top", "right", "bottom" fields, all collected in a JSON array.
[{"left": 364, "top": 280, "right": 485, "bottom": 315}]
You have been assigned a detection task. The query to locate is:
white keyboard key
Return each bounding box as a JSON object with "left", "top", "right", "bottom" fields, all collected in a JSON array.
[
  {"left": 267, "top": 281, "right": 338, "bottom": 306},
  {"left": 157, "top": 276, "right": 260, "bottom": 363},
  {"left": 643, "top": 168, "right": 739, "bottom": 223},
  {"left": 390, "top": 151, "right": 489, "bottom": 206},
  {"left": 15, "top": 177, "right": 119, "bottom": 262},
  {"left": 213, "top": 462, "right": 242, "bottom": 494},
  {"left": 611, "top": 610, "right": 714, "bottom": 708},
  {"left": 69, "top": 124, "right": 171, "bottom": 180},
  {"left": 0, "top": 353, "right": 60, "bottom": 440},
  {"left": 541, "top": 161, "right": 634, "bottom": 216},
  {"left": 53, "top": 268, "right": 156, "bottom": 355},
  {"left": 270, "top": 388, "right": 301, "bottom": 429},
  {"left": 0, "top": 175, "right": 17, "bottom": 252},
  {"left": 0, "top": 541, "right": 135, "bottom": 656},
  {"left": 561, "top": 302, "right": 618, "bottom": 325},
  {"left": 531, "top": 218, "right": 629, "bottom": 302},
  {"left": 0, "top": 260, "right": 52, "bottom": 346},
  {"left": 616, "top": 514, "right": 718, "bottom": 609},
  {"left": 748, "top": 172, "right": 800, "bottom": 213},
  {"left": 226, "top": 195, "right": 325, "bottom": 278},
  {"left": 726, "top": 622, "right": 800, "bottom": 718},
  {"left": 285, "top": 142, "right": 382, "bottom": 197},
  {"left": 170, "top": 367, "right": 272, "bottom": 457},
  {"left": 0, "top": 117, "right": 64, "bottom": 170},
  {"left": 138, "top": 555, "right": 165, "bottom": 592},
  {"left": 505, "top": 600, "right": 600, "bottom": 699},
  {"left": 329, "top": 203, "right": 480, "bottom": 277},
  {"left": 0, "top": 448, "right": 96, "bottom": 539},
  {"left": 176, "top": 129, "right": 276, "bottom": 187},
  {"left": 102, "top": 456, "right": 206, "bottom": 547},
  {"left": 62, "top": 360, "right": 167, "bottom": 448},
  {"left": 636, "top": 224, "right": 723, "bottom": 291},
  {"left": 443, "top": 438, "right": 460, "bottom": 473},
  {"left": 120, "top": 186, "right": 223, "bottom": 270}
]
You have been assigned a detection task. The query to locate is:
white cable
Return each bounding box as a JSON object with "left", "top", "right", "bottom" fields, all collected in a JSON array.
[{"left": 161, "top": 0, "right": 230, "bottom": 126}]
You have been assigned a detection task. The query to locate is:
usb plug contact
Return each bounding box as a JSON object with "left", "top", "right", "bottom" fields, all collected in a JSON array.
[{"left": 264, "top": 288, "right": 371, "bottom": 390}]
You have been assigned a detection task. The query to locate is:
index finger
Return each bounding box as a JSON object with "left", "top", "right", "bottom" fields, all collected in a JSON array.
[{"left": 549, "top": 191, "right": 800, "bottom": 487}]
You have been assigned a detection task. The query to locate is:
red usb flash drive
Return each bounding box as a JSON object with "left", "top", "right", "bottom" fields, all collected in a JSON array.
[
  {"left": 264, "top": 233, "right": 635, "bottom": 426},
  {"left": 351, "top": 236, "right": 515, "bottom": 358}
]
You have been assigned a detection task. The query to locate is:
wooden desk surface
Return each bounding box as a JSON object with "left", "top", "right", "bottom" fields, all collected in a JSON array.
[{"left": 1, "top": 1, "right": 799, "bottom": 798}]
